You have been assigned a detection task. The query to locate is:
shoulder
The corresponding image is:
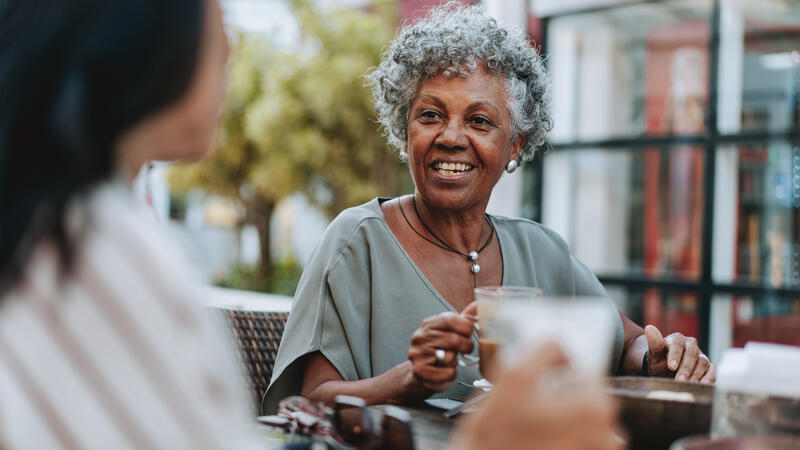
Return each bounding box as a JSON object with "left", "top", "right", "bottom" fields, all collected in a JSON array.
[
  {"left": 490, "top": 215, "right": 572, "bottom": 256},
  {"left": 304, "top": 198, "right": 387, "bottom": 271},
  {"left": 85, "top": 180, "right": 160, "bottom": 243},
  {"left": 82, "top": 180, "right": 204, "bottom": 293},
  {"left": 325, "top": 198, "right": 384, "bottom": 237}
]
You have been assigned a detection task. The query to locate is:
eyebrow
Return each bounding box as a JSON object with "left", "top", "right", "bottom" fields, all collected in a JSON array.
[
  {"left": 416, "top": 94, "right": 447, "bottom": 109},
  {"left": 416, "top": 95, "right": 501, "bottom": 117},
  {"left": 466, "top": 101, "right": 501, "bottom": 117}
]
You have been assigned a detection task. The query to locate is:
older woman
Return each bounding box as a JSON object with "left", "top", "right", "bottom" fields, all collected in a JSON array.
[{"left": 263, "top": 3, "right": 715, "bottom": 413}]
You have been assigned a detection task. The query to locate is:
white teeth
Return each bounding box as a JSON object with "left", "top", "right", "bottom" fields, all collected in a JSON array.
[{"left": 434, "top": 161, "right": 473, "bottom": 173}]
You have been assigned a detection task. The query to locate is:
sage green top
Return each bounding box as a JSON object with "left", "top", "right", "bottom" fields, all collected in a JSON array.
[{"left": 262, "top": 198, "right": 624, "bottom": 413}]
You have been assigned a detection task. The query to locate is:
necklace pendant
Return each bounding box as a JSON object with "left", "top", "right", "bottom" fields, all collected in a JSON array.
[
  {"left": 468, "top": 251, "right": 478, "bottom": 261},
  {"left": 471, "top": 263, "right": 481, "bottom": 274}
]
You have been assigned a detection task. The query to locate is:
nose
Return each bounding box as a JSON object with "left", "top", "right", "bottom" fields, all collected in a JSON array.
[{"left": 434, "top": 118, "right": 469, "bottom": 150}]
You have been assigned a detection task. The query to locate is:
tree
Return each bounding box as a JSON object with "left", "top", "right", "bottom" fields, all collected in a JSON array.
[{"left": 170, "top": 2, "right": 410, "bottom": 280}]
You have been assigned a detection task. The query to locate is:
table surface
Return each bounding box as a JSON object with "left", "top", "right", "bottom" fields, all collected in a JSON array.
[{"left": 259, "top": 404, "right": 457, "bottom": 450}]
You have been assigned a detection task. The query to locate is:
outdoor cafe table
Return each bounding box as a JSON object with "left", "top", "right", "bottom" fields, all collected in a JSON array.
[
  {"left": 372, "top": 404, "right": 455, "bottom": 450},
  {"left": 258, "top": 404, "right": 456, "bottom": 449}
]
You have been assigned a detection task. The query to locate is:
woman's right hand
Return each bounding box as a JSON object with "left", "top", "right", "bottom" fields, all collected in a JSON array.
[{"left": 406, "top": 310, "right": 476, "bottom": 394}]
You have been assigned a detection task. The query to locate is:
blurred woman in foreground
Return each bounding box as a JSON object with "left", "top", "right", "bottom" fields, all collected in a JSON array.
[{"left": 0, "top": 1, "right": 262, "bottom": 448}]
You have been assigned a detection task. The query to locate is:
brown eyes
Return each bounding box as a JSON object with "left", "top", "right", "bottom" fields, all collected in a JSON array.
[
  {"left": 418, "top": 111, "right": 495, "bottom": 129},
  {"left": 470, "top": 116, "right": 493, "bottom": 127},
  {"left": 420, "top": 110, "right": 440, "bottom": 119}
]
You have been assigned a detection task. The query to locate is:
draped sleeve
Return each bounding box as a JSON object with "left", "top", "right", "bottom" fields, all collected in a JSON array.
[{"left": 262, "top": 204, "right": 381, "bottom": 413}]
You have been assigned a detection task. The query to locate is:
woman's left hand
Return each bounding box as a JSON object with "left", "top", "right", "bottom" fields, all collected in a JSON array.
[{"left": 644, "top": 325, "right": 716, "bottom": 383}]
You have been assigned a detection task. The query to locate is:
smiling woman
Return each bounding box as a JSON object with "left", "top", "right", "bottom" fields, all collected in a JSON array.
[
  {"left": 263, "top": 1, "right": 716, "bottom": 414},
  {"left": 404, "top": 65, "right": 522, "bottom": 217}
]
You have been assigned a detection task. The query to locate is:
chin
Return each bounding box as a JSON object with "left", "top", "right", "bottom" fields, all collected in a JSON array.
[
  {"left": 188, "top": 143, "right": 217, "bottom": 161},
  {"left": 418, "top": 188, "right": 484, "bottom": 212},
  {"left": 164, "top": 137, "right": 217, "bottom": 163}
]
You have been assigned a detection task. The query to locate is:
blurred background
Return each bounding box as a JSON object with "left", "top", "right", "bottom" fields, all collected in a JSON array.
[{"left": 141, "top": 0, "right": 800, "bottom": 361}]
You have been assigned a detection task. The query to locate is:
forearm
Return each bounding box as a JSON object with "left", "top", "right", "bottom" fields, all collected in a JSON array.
[
  {"left": 618, "top": 333, "right": 648, "bottom": 375},
  {"left": 304, "top": 361, "right": 428, "bottom": 406},
  {"left": 616, "top": 312, "right": 647, "bottom": 375}
]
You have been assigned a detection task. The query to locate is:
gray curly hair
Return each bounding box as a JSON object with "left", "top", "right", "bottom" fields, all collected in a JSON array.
[{"left": 367, "top": 1, "right": 552, "bottom": 162}]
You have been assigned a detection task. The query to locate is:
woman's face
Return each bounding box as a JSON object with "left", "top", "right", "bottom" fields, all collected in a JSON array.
[
  {"left": 406, "top": 66, "right": 523, "bottom": 212},
  {"left": 117, "top": 0, "right": 230, "bottom": 170}
]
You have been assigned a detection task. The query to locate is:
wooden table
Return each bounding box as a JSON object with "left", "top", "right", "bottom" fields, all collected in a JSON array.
[{"left": 370, "top": 405, "right": 456, "bottom": 450}]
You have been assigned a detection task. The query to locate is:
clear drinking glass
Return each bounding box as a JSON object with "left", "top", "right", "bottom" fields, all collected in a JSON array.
[
  {"left": 494, "top": 296, "right": 619, "bottom": 376},
  {"left": 458, "top": 286, "right": 543, "bottom": 382}
]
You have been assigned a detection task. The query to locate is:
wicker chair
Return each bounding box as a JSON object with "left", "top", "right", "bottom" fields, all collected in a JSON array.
[{"left": 215, "top": 308, "right": 289, "bottom": 412}]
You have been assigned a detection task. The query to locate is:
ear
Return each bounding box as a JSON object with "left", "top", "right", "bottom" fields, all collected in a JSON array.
[{"left": 509, "top": 134, "right": 525, "bottom": 163}]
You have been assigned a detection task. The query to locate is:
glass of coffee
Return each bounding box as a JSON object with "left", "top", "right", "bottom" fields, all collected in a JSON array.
[{"left": 459, "top": 286, "right": 542, "bottom": 381}]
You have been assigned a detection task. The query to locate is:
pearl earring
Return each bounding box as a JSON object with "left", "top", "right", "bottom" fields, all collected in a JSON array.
[{"left": 506, "top": 160, "right": 518, "bottom": 173}]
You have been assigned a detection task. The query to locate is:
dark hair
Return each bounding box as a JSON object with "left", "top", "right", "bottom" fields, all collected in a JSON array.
[{"left": 0, "top": 0, "right": 207, "bottom": 293}]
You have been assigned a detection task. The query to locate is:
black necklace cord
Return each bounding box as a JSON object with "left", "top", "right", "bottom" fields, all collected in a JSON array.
[
  {"left": 398, "top": 196, "right": 495, "bottom": 288},
  {"left": 411, "top": 196, "right": 494, "bottom": 257}
]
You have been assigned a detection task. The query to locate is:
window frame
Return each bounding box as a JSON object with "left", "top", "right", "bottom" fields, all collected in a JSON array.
[{"left": 528, "top": 0, "right": 800, "bottom": 350}]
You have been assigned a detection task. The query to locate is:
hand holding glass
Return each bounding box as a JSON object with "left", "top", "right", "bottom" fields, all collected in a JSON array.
[{"left": 457, "top": 286, "right": 543, "bottom": 381}]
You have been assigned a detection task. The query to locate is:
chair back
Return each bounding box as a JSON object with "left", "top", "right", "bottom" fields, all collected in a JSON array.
[{"left": 216, "top": 308, "right": 289, "bottom": 412}]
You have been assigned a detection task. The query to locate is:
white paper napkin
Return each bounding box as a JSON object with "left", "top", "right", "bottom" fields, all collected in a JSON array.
[{"left": 717, "top": 342, "right": 800, "bottom": 398}]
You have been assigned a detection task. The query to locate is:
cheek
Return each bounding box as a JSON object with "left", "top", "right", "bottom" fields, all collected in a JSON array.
[
  {"left": 477, "top": 138, "right": 512, "bottom": 182},
  {"left": 190, "top": 65, "right": 226, "bottom": 124},
  {"left": 177, "top": 70, "right": 225, "bottom": 145},
  {"left": 406, "top": 124, "right": 437, "bottom": 155},
  {"left": 408, "top": 155, "right": 427, "bottom": 184},
  {"left": 405, "top": 128, "right": 425, "bottom": 162},
  {"left": 404, "top": 144, "right": 428, "bottom": 187},
  {"left": 147, "top": 89, "right": 221, "bottom": 161}
]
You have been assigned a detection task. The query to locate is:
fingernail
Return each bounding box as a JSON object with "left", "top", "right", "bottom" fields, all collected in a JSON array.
[
  {"left": 670, "top": 360, "right": 678, "bottom": 370},
  {"left": 676, "top": 374, "right": 686, "bottom": 381}
]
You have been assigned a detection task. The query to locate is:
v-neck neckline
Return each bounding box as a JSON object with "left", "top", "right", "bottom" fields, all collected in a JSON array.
[{"left": 370, "top": 197, "right": 508, "bottom": 314}]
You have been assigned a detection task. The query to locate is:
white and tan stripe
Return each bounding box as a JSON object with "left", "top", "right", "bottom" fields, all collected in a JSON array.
[
  {"left": 0, "top": 181, "right": 261, "bottom": 450},
  {"left": 22, "top": 284, "right": 159, "bottom": 449},
  {"left": 77, "top": 267, "right": 219, "bottom": 448},
  {"left": 0, "top": 332, "right": 80, "bottom": 450}
]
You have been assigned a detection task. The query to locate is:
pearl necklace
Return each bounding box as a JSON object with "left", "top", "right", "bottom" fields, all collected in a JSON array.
[{"left": 398, "top": 196, "right": 495, "bottom": 288}]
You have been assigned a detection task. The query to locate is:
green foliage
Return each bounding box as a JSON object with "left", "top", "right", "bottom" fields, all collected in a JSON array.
[
  {"left": 170, "top": 2, "right": 410, "bottom": 209},
  {"left": 244, "top": 0, "right": 411, "bottom": 215},
  {"left": 169, "top": 2, "right": 411, "bottom": 286},
  {"left": 215, "top": 258, "right": 304, "bottom": 297},
  {"left": 170, "top": 32, "right": 265, "bottom": 198}
]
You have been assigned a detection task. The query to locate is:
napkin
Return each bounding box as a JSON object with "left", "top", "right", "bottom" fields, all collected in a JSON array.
[{"left": 716, "top": 342, "right": 800, "bottom": 399}]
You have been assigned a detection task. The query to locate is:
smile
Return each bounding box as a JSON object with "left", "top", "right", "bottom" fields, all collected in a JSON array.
[{"left": 432, "top": 161, "right": 475, "bottom": 177}]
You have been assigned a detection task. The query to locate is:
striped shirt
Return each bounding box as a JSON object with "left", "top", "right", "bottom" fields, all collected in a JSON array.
[{"left": 0, "top": 180, "right": 263, "bottom": 450}]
